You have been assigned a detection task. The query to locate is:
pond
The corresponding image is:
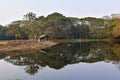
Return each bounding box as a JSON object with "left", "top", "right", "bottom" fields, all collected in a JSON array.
[{"left": 0, "top": 41, "right": 120, "bottom": 80}]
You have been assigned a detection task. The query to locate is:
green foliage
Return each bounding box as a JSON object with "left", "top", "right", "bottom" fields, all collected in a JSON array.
[
  {"left": 7, "top": 78, "right": 20, "bottom": 80},
  {"left": 113, "top": 23, "right": 120, "bottom": 37},
  {"left": 105, "top": 18, "right": 120, "bottom": 38},
  {"left": 0, "top": 12, "right": 120, "bottom": 40},
  {"left": 23, "top": 12, "right": 36, "bottom": 20},
  {"left": 81, "top": 17, "right": 104, "bottom": 26}
]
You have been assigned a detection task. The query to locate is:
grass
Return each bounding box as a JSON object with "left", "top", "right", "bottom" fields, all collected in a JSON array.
[
  {"left": 0, "top": 40, "right": 58, "bottom": 53},
  {"left": 0, "top": 39, "right": 110, "bottom": 53},
  {"left": 7, "top": 78, "right": 20, "bottom": 80},
  {"left": 53, "top": 39, "right": 108, "bottom": 43},
  {"left": 0, "top": 41, "right": 8, "bottom": 45}
]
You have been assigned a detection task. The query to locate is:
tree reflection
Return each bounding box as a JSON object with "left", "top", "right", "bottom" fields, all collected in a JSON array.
[
  {"left": 25, "top": 64, "right": 41, "bottom": 75},
  {"left": 0, "top": 54, "right": 7, "bottom": 59},
  {"left": 3, "top": 41, "right": 120, "bottom": 75}
]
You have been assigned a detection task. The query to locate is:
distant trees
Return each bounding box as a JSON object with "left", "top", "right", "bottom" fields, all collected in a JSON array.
[
  {"left": 80, "top": 17, "right": 105, "bottom": 38},
  {"left": 113, "top": 23, "right": 120, "bottom": 37},
  {"left": 0, "top": 25, "right": 15, "bottom": 40},
  {"left": 42, "top": 12, "right": 73, "bottom": 39},
  {"left": 7, "top": 12, "right": 41, "bottom": 40},
  {"left": 8, "top": 20, "right": 29, "bottom": 39},
  {"left": 0, "top": 12, "right": 120, "bottom": 40},
  {"left": 42, "top": 12, "right": 90, "bottom": 39},
  {"left": 23, "top": 12, "right": 36, "bottom": 21},
  {"left": 110, "top": 19, "right": 120, "bottom": 38},
  {"left": 111, "top": 13, "right": 120, "bottom": 19},
  {"left": 23, "top": 12, "right": 40, "bottom": 40}
]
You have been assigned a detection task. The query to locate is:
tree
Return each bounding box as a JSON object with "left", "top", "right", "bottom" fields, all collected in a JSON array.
[
  {"left": 23, "top": 12, "right": 41, "bottom": 40},
  {"left": 23, "top": 12, "right": 36, "bottom": 21},
  {"left": 42, "top": 12, "right": 73, "bottom": 39},
  {"left": 111, "top": 13, "right": 120, "bottom": 19},
  {"left": 105, "top": 18, "right": 120, "bottom": 38},
  {"left": 113, "top": 23, "right": 120, "bottom": 37},
  {"left": 80, "top": 17, "right": 105, "bottom": 38},
  {"left": 8, "top": 20, "right": 30, "bottom": 39},
  {"left": 102, "top": 15, "right": 111, "bottom": 20}
]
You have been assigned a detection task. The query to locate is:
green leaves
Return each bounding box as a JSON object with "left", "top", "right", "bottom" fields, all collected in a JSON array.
[
  {"left": 23, "top": 12, "right": 36, "bottom": 21},
  {"left": 113, "top": 23, "right": 120, "bottom": 37},
  {"left": 1, "top": 12, "right": 120, "bottom": 40}
]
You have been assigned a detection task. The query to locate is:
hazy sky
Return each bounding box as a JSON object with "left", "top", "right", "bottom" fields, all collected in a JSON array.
[{"left": 0, "top": 0, "right": 120, "bottom": 25}]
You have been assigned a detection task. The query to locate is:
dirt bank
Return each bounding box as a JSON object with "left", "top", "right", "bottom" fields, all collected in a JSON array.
[{"left": 0, "top": 40, "right": 58, "bottom": 54}]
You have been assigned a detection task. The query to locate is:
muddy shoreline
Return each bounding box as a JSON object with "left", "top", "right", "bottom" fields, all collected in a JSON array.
[{"left": 0, "top": 40, "right": 58, "bottom": 54}]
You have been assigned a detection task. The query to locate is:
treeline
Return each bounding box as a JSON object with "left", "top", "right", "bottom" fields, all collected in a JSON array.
[{"left": 0, "top": 12, "right": 120, "bottom": 40}]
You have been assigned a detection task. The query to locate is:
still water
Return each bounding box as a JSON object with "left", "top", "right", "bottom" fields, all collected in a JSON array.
[{"left": 0, "top": 42, "right": 120, "bottom": 80}]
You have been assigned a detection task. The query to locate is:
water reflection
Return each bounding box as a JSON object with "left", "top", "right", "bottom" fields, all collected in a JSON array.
[{"left": 1, "top": 41, "right": 120, "bottom": 75}]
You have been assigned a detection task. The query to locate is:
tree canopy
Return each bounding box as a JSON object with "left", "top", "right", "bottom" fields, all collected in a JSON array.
[{"left": 0, "top": 12, "right": 120, "bottom": 40}]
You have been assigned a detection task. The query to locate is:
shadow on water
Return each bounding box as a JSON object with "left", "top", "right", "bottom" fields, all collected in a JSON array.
[{"left": 0, "top": 41, "right": 120, "bottom": 75}]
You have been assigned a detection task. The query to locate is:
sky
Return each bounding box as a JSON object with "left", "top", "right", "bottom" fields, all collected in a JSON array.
[{"left": 0, "top": 0, "right": 120, "bottom": 25}]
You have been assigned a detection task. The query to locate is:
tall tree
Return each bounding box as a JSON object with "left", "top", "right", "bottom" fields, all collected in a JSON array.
[
  {"left": 23, "top": 12, "right": 40, "bottom": 40},
  {"left": 8, "top": 21, "right": 29, "bottom": 39},
  {"left": 23, "top": 12, "right": 36, "bottom": 21},
  {"left": 113, "top": 23, "right": 120, "bottom": 38}
]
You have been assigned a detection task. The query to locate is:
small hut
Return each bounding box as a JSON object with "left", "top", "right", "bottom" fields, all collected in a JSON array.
[{"left": 38, "top": 34, "right": 49, "bottom": 42}]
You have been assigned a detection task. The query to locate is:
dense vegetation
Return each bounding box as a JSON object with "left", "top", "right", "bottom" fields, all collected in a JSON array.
[{"left": 0, "top": 12, "right": 120, "bottom": 40}]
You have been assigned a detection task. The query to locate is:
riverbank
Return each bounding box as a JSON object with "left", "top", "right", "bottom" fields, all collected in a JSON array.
[
  {"left": 52, "top": 39, "right": 109, "bottom": 43},
  {"left": 0, "top": 40, "right": 58, "bottom": 54},
  {"left": 0, "top": 39, "right": 118, "bottom": 54}
]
